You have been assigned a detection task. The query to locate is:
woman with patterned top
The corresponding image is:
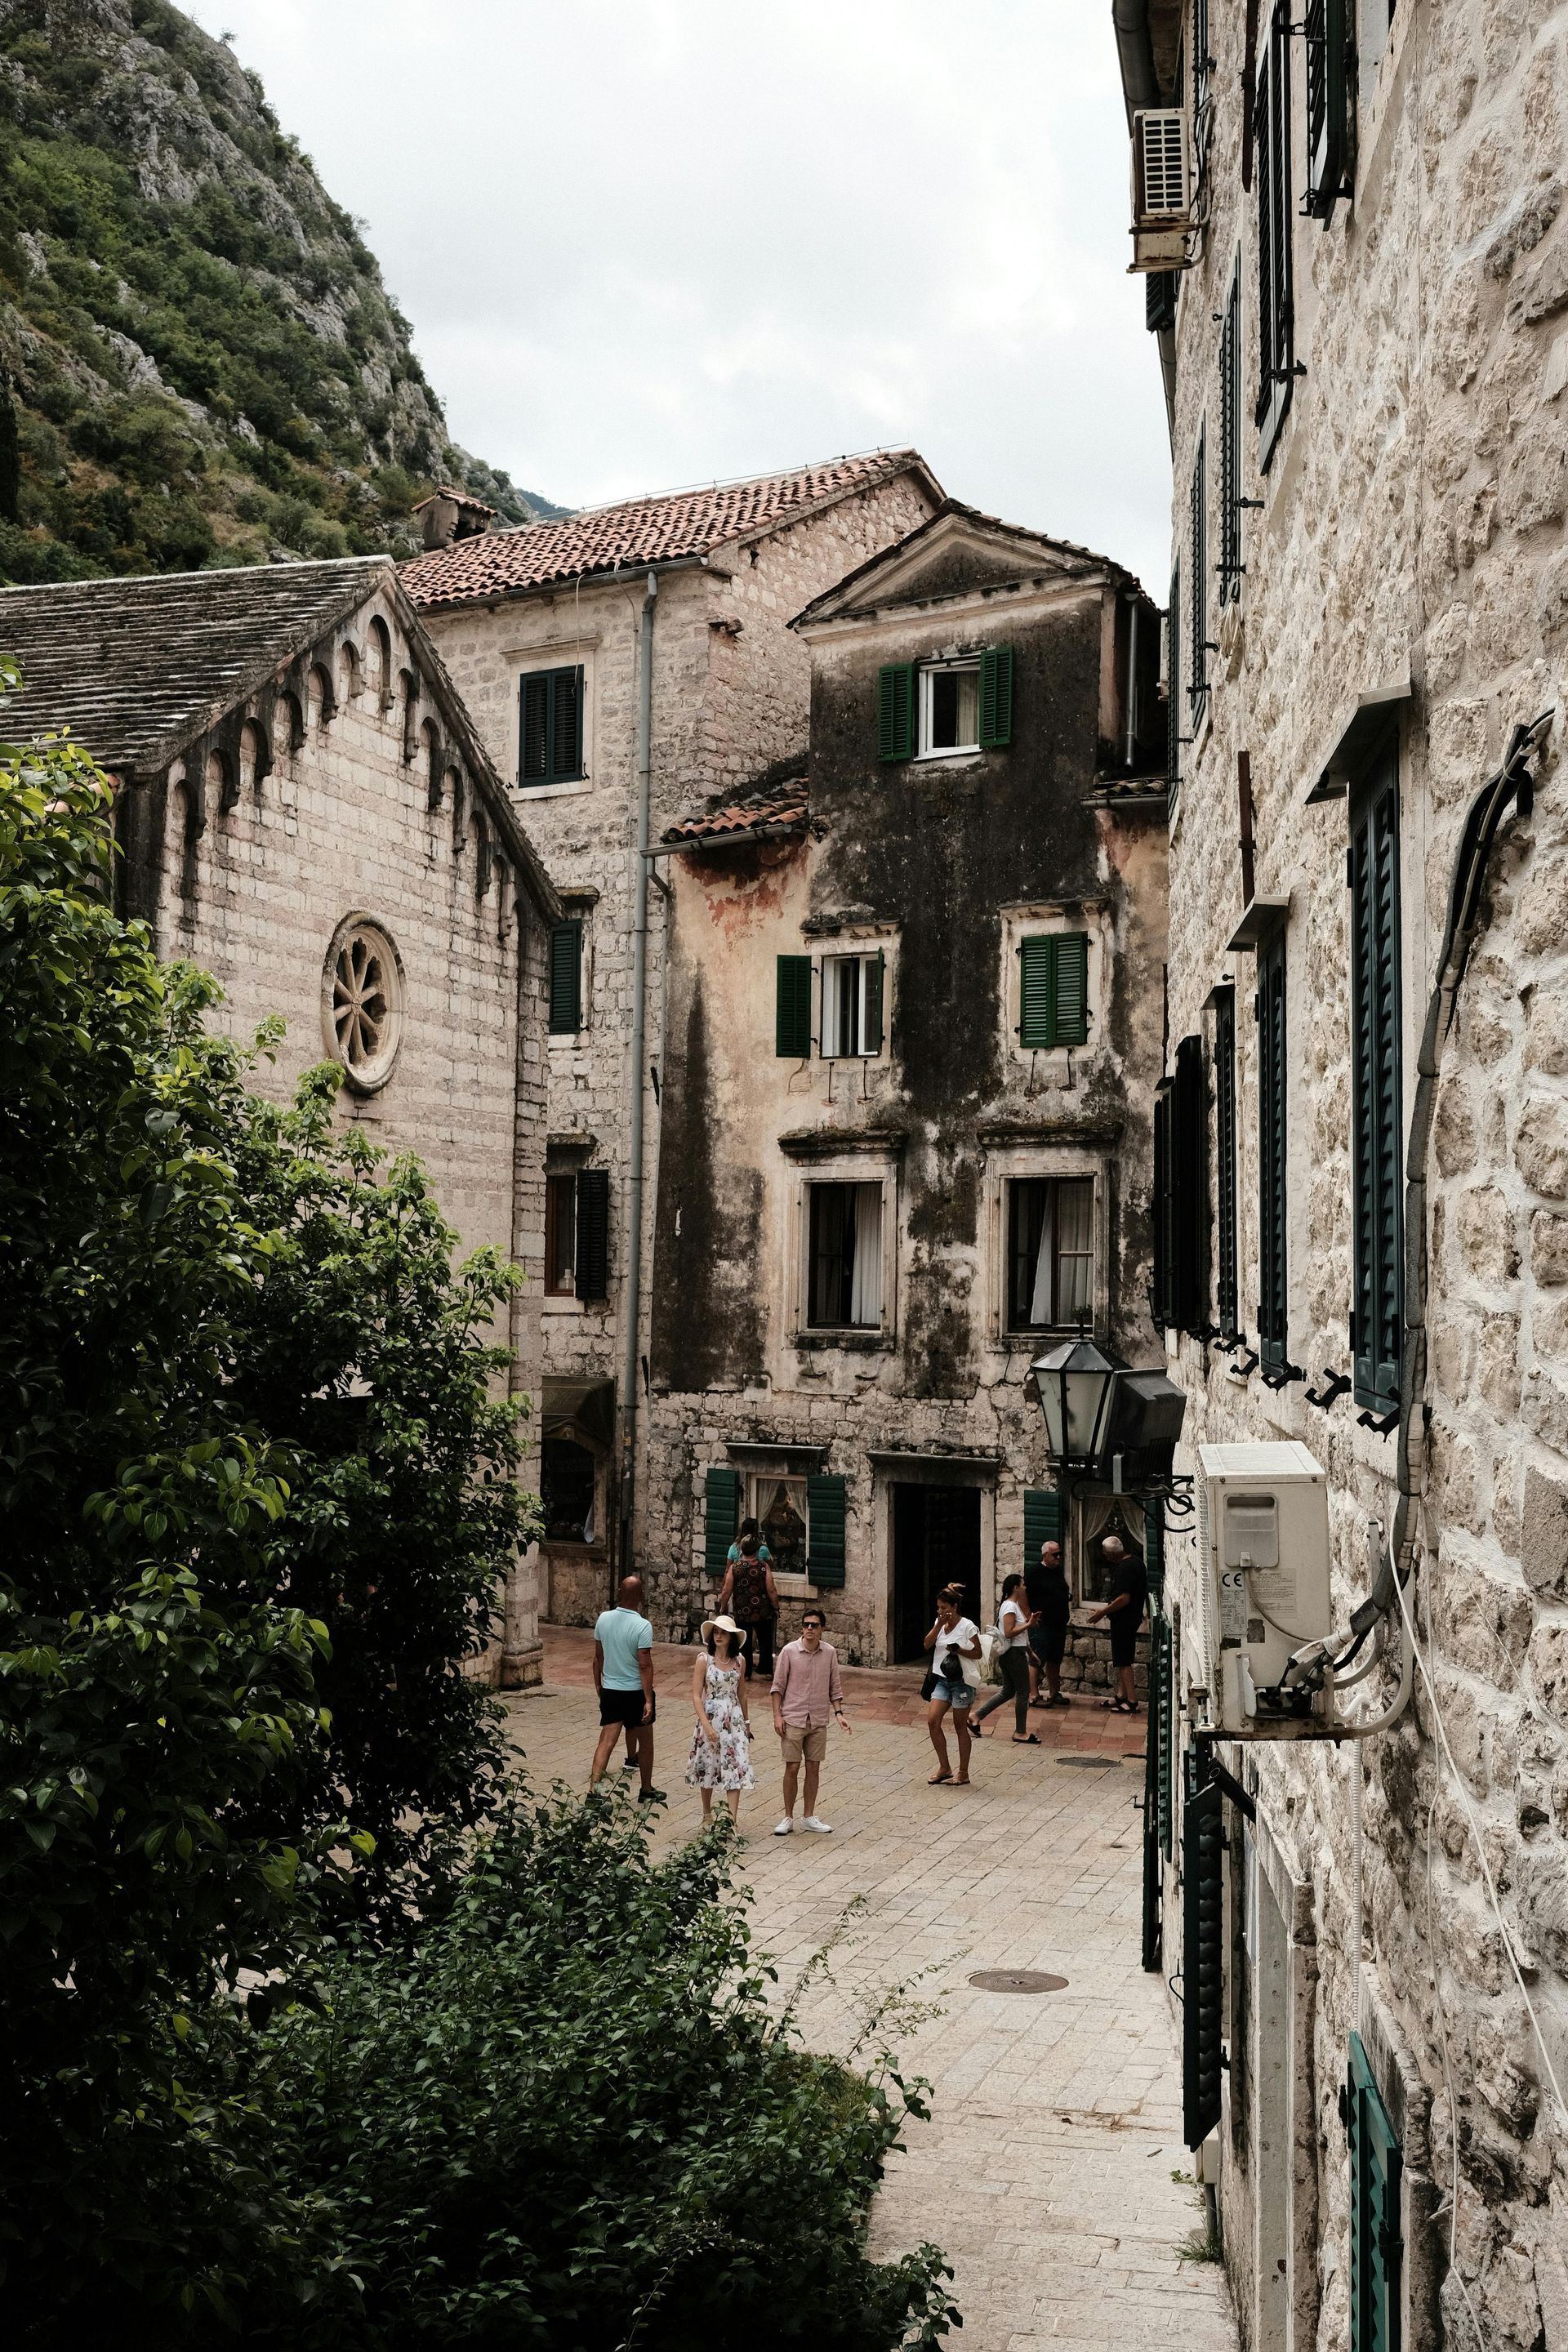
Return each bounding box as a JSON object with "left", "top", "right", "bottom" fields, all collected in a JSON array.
[
  {"left": 718, "top": 1527, "right": 781, "bottom": 1677},
  {"left": 685, "top": 1614, "right": 756, "bottom": 1828}
]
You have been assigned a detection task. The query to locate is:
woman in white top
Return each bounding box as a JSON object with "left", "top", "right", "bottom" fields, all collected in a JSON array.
[
  {"left": 922, "top": 1581, "right": 983, "bottom": 1785},
  {"left": 971, "top": 1574, "right": 1040, "bottom": 1744}
]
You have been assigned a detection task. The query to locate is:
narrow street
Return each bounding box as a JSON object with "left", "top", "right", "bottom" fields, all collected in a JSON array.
[{"left": 506, "top": 1632, "right": 1238, "bottom": 2352}]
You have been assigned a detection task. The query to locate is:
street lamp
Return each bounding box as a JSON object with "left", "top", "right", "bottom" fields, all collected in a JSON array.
[{"left": 1025, "top": 1334, "right": 1128, "bottom": 1477}]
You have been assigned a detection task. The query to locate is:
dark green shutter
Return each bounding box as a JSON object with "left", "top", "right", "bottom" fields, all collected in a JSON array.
[
  {"left": 1306, "top": 0, "right": 1351, "bottom": 220},
  {"left": 876, "top": 663, "right": 915, "bottom": 762},
  {"left": 1019, "top": 936, "right": 1053, "bottom": 1049},
  {"left": 862, "top": 951, "right": 884, "bottom": 1053},
  {"left": 1348, "top": 2033, "right": 1403, "bottom": 2352},
  {"left": 1219, "top": 261, "right": 1241, "bottom": 604},
  {"left": 1152, "top": 1080, "right": 1172, "bottom": 1328},
  {"left": 776, "top": 955, "right": 813, "bottom": 1058},
  {"left": 1167, "top": 566, "right": 1181, "bottom": 791},
  {"left": 548, "top": 920, "right": 581, "bottom": 1034},
  {"left": 1188, "top": 431, "right": 1208, "bottom": 716},
  {"left": 1143, "top": 1604, "right": 1170, "bottom": 1974},
  {"left": 1019, "top": 934, "right": 1088, "bottom": 1051},
  {"left": 1256, "top": 6, "right": 1297, "bottom": 470},
  {"left": 519, "top": 667, "right": 583, "bottom": 785},
  {"left": 1258, "top": 927, "right": 1288, "bottom": 1370},
  {"left": 1183, "top": 1760, "right": 1225, "bottom": 2148},
  {"left": 1351, "top": 755, "right": 1401, "bottom": 1410},
  {"left": 1169, "top": 1034, "right": 1206, "bottom": 1333},
  {"left": 575, "top": 1166, "right": 609, "bottom": 1303},
  {"left": 1022, "top": 1488, "right": 1062, "bottom": 1570},
  {"left": 704, "top": 1467, "right": 741, "bottom": 1579},
  {"left": 1052, "top": 932, "right": 1089, "bottom": 1046},
  {"left": 978, "top": 644, "right": 1013, "bottom": 748},
  {"left": 805, "top": 1472, "right": 847, "bottom": 1588},
  {"left": 1214, "top": 986, "right": 1239, "bottom": 1339},
  {"left": 519, "top": 672, "right": 550, "bottom": 782},
  {"left": 1146, "top": 270, "right": 1178, "bottom": 333},
  {"left": 1155, "top": 1617, "right": 1174, "bottom": 1858}
]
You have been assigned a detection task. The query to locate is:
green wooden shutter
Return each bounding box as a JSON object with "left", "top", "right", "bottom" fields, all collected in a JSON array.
[
  {"left": 1182, "top": 1760, "right": 1225, "bottom": 2148},
  {"left": 805, "top": 1472, "right": 847, "bottom": 1588},
  {"left": 519, "top": 672, "right": 550, "bottom": 782},
  {"left": 1348, "top": 2033, "right": 1403, "bottom": 2352},
  {"left": 1306, "top": 0, "right": 1351, "bottom": 220},
  {"left": 1169, "top": 1033, "right": 1206, "bottom": 1332},
  {"left": 978, "top": 644, "right": 1013, "bottom": 747},
  {"left": 703, "top": 1467, "right": 741, "bottom": 1579},
  {"left": 1152, "top": 1079, "right": 1172, "bottom": 1328},
  {"left": 862, "top": 951, "right": 884, "bottom": 1054},
  {"left": 548, "top": 920, "right": 581, "bottom": 1034},
  {"left": 1188, "top": 431, "right": 1208, "bottom": 717},
  {"left": 1142, "top": 1638, "right": 1165, "bottom": 1975},
  {"left": 1051, "top": 932, "right": 1089, "bottom": 1047},
  {"left": 1257, "top": 927, "right": 1288, "bottom": 1370},
  {"left": 1218, "top": 261, "right": 1241, "bottom": 604},
  {"left": 552, "top": 664, "right": 584, "bottom": 779},
  {"left": 876, "top": 663, "right": 915, "bottom": 762},
  {"left": 775, "top": 954, "right": 813, "bottom": 1058},
  {"left": 1022, "top": 1488, "right": 1062, "bottom": 1569},
  {"left": 1167, "top": 566, "right": 1181, "bottom": 790},
  {"left": 1256, "top": 6, "right": 1297, "bottom": 470},
  {"left": 1155, "top": 1618, "right": 1174, "bottom": 1858},
  {"left": 1351, "top": 755, "right": 1402, "bottom": 1410},
  {"left": 1214, "top": 986, "right": 1239, "bottom": 1339},
  {"left": 574, "top": 1166, "right": 609, "bottom": 1303},
  {"left": 1019, "top": 937, "right": 1053, "bottom": 1049}
]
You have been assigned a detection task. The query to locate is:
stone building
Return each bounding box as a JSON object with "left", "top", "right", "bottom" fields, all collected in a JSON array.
[
  {"left": 640, "top": 498, "right": 1168, "bottom": 1663},
  {"left": 1116, "top": 1, "right": 1568, "bottom": 2346},
  {"left": 403, "top": 453, "right": 942, "bottom": 1624},
  {"left": 0, "top": 557, "right": 559, "bottom": 1687}
]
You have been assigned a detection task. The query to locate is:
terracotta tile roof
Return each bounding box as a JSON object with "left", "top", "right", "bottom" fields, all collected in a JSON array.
[
  {"left": 662, "top": 784, "right": 810, "bottom": 845},
  {"left": 401, "top": 451, "right": 935, "bottom": 610}
]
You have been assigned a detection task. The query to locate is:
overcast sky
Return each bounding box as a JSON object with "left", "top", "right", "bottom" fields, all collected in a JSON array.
[{"left": 185, "top": 0, "right": 1172, "bottom": 591}]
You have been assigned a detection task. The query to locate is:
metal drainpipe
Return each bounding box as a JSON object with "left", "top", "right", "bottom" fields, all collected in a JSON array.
[{"left": 620, "top": 569, "right": 657, "bottom": 1570}]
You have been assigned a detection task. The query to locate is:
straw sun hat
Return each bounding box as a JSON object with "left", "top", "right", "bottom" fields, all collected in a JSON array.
[{"left": 701, "top": 1613, "right": 743, "bottom": 1644}]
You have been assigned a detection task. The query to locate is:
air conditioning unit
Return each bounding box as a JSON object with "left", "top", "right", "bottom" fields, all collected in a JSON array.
[
  {"left": 1129, "top": 108, "right": 1195, "bottom": 274},
  {"left": 1193, "top": 1441, "right": 1333, "bottom": 1737}
]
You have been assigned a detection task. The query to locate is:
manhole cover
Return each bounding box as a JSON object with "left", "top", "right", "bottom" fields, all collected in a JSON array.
[
  {"left": 969, "top": 1970, "right": 1068, "bottom": 1994},
  {"left": 1055, "top": 1753, "right": 1115, "bottom": 1768}
]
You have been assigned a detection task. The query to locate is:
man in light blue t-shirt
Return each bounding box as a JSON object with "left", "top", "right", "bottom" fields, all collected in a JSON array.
[{"left": 590, "top": 1574, "right": 659, "bottom": 1799}]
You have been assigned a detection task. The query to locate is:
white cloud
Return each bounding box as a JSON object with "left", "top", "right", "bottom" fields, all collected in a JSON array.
[{"left": 186, "top": 0, "right": 1172, "bottom": 587}]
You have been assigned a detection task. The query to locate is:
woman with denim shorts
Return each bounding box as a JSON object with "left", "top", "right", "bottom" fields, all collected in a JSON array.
[{"left": 923, "top": 1582, "right": 982, "bottom": 1785}]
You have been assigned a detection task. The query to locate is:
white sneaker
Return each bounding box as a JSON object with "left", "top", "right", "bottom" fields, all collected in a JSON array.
[
  {"left": 773, "top": 1816, "right": 795, "bottom": 1836},
  {"left": 802, "top": 1815, "right": 833, "bottom": 1833}
]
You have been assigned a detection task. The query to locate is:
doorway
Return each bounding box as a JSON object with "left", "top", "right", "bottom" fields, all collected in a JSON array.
[{"left": 892, "top": 1484, "right": 981, "bottom": 1661}]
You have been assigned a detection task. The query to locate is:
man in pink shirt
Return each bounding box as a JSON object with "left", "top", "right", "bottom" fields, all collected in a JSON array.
[{"left": 769, "top": 1606, "right": 852, "bottom": 1834}]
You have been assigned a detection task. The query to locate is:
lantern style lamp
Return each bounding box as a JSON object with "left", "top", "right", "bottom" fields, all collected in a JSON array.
[{"left": 1026, "top": 1335, "right": 1129, "bottom": 1476}]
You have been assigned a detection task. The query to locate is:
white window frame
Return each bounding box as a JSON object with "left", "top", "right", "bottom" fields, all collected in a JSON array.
[
  {"left": 983, "top": 1146, "right": 1109, "bottom": 1348},
  {"left": 820, "top": 951, "right": 880, "bottom": 1059},
  {"left": 746, "top": 1471, "right": 813, "bottom": 1596},
  {"left": 503, "top": 635, "right": 598, "bottom": 800},
  {"left": 786, "top": 1152, "right": 898, "bottom": 1347},
  {"left": 916, "top": 657, "right": 982, "bottom": 760}
]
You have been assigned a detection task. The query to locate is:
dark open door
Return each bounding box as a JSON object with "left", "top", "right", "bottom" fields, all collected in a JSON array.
[{"left": 892, "top": 1485, "right": 981, "bottom": 1661}]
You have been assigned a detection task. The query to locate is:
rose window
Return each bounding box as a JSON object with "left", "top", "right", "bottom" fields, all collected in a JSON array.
[{"left": 323, "top": 917, "right": 403, "bottom": 1091}]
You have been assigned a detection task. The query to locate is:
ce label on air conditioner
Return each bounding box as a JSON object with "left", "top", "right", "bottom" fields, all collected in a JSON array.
[{"left": 1218, "top": 1566, "right": 1250, "bottom": 1640}]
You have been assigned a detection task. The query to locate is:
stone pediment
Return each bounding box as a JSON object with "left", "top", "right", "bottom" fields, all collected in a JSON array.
[{"left": 791, "top": 500, "right": 1125, "bottom": 636}]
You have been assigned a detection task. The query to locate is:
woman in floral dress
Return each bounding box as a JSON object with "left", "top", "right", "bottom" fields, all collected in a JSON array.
[{"left": 686, "top": 1614, "right": 755, "bottom": 1828}]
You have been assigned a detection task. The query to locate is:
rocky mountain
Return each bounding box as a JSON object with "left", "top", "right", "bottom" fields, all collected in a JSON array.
[{"left": 0, "top": 0, "right": 564, "bottom": 583}]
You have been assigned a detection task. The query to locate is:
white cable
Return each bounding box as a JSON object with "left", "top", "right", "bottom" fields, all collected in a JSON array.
[{"left": 1392, "top": 1563, "right": 1568, "bottom": 2122}]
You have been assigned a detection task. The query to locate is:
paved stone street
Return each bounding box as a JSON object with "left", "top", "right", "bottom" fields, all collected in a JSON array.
[{"left": 504, "top": 1632, "right": 1237, "bottom": 2352}]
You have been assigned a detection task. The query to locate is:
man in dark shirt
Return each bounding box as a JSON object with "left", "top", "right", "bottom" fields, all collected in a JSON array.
[
  {"left": 1025, "top": 1537, "right": 1072, "bottom": 1709},
  {"left": 1085, "top": 1534, "right": 1147, "bottom": 1713}
]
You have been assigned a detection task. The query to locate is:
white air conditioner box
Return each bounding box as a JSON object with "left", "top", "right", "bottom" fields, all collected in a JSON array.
[
  {"left": 1196, "top": 1441, "right": 1332, "bottom": 1735},
  {"left": 1132, "top": 108, "right": 1192, "bottom": 225}
]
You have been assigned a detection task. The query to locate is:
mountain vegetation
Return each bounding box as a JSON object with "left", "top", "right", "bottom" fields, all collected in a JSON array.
[{"left": 0, "top": 0, "right": 560, "bottom": 584}]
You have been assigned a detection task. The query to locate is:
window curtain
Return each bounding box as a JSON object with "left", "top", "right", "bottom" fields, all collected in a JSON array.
[
  {"left": 1056, "top": 1181, "right": 1094, "bottom": 1321},
  {"left": 1027, "top": 1185, "right": 1056, "bottom": 1325},
  {"left": 849, "top": 1183, "right": 883, "bottom": 1325}
]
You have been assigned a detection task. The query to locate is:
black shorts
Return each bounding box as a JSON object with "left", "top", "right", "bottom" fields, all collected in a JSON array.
[
  {"left": 599, "top": 1686, "right": 654, "bottom": 1729},
  {"left": 1030, "top": 1602, "right": 1070, "bottom": 1670},
  {"left": 1110, "top": 1615, "right": 1143, "bottom": 1669}
]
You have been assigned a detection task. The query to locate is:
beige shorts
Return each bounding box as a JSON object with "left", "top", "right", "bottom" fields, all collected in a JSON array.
[{"left": 780, "top": 1721, "right": 827, "bottom": 1765}]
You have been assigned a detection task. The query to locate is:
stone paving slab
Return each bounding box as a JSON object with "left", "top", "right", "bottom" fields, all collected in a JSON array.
[{"left": 506, "top": 1631, "right": 1236, "bottom": 2352}]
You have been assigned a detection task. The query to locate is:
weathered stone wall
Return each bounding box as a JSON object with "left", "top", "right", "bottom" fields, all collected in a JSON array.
[
  {"left": 1153, "top": 2, "right": 1568, "bottom": 2342},
  {"left": 134, "top": 582, "right": 550, "bottom": 1686},
  {"left": 642, "top": 546, "right": 1169, "bottom": 1664},
  {"left": 416, "top": 470, "right": 938, "bottom": 1620}
]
